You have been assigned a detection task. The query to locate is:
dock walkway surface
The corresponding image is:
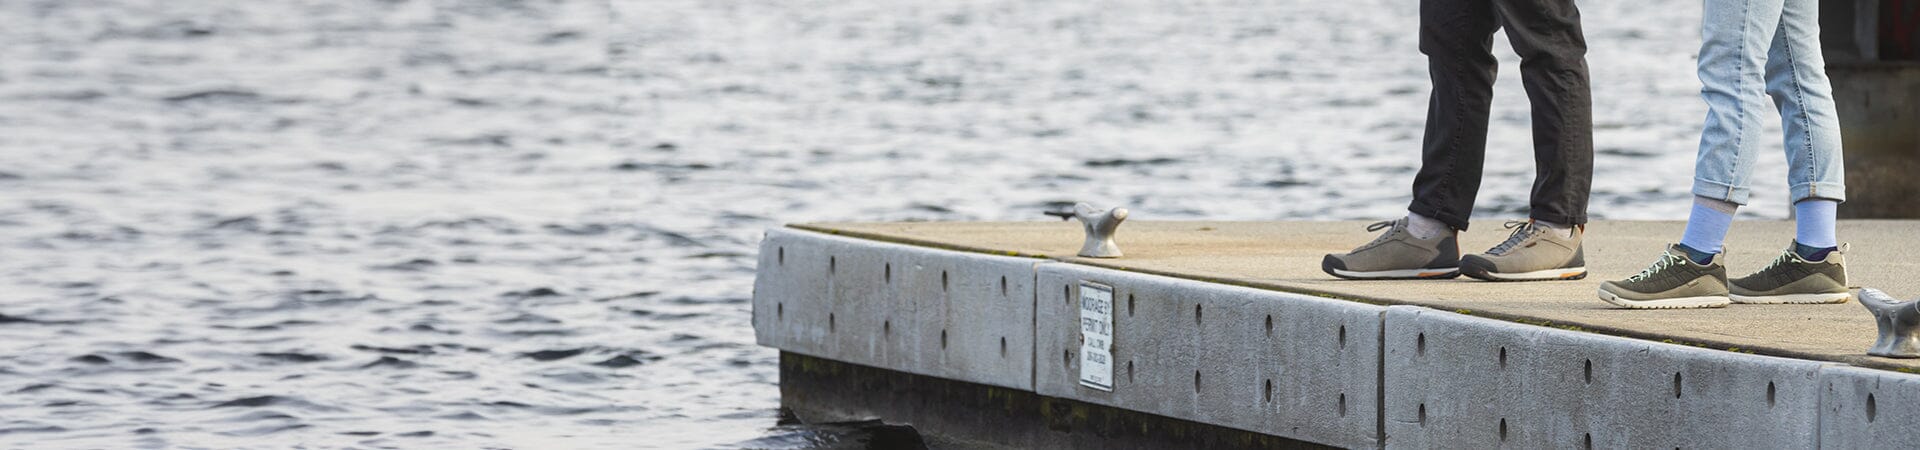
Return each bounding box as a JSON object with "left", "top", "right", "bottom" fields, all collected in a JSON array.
[
  {"left": 796, "top": 220, "right": 1920, "bottom": 371},
  {"left": 756, "top": 220, "right": 1920, "bottom": 449}
]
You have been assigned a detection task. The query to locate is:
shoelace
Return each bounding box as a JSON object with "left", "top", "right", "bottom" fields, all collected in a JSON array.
[
  {"left": 1357, "top": 220, "right": 1397, "bottom": 249},
  {"left": 1756, "top": 243, "right": 1847, "bottom": 281},
  {"left": 1626, "top": 251, "right": 1686, "bottom": 283},
  {"left": 1756, "top": 251, "right": 1793, "bottom": 274},
  {"left": 1485, "top": 220, "right": 1539, "bottom": 256}
]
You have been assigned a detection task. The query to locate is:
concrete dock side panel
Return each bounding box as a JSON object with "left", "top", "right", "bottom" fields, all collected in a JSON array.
[
  {"left": 753, "top": 228, "right": 1041, "bottom": 390},
  {"left": 1383, "top": 307, "right": 1822, "bottom": 449},
  {"left": 1034, "top": 264, "right": 1385, "bottom": 448},
  {"left": 1818, "top": 365, "right": 1920, "bottom": 448},
  {"left": 754, "top": 229, "right": 835, "bottom": 357}
]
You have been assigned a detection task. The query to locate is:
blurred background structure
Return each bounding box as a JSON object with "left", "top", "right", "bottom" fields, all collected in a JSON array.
[{"left": 1825, "top": 0, "right": 1920, "bottom": 217}]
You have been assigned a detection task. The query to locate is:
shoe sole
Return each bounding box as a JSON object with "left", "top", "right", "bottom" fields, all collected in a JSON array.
[
  {"left": 1596, "top": 288, "right": 1731, "bottom": 309},
  {"left": 1326, "top": 267, "right": 1461, "bottom": 280},
  {"left": 1729, "top": 292, "right": 1852, "bottom": 304},
  {"left": 1461, "top": 265, "right": 1589, "bottom": 282}
]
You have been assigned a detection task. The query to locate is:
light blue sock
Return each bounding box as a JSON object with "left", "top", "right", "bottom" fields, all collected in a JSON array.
[
  {"left": 1679, "top": 196, "right": 1738, "bottom": 263},
  {"left": 1794, "top": 199, "right": 1838, "bottom": 249}
]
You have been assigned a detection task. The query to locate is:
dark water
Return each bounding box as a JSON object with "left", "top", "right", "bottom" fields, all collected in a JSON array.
[{"left": 1, "top": 0, "right": 1799, "bottom": 448}]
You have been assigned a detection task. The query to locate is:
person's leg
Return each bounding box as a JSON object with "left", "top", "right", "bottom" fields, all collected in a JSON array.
[
  {"left": 1724, "top": 0, "right": 1851, "bottom": 305},
  {"left": 1453, "top": 0, "right": 1591, "bottom": 282},
  {"left": 1684, "top": 0, "right": 1787, "bottom": 257},
  {"left": 1693, "top": 0, "right": 1785, "bottom": 209},
  {"left": 1324, "top": 0, "right": 1495, "bottom": 280},
  {"left": 1490, "top": 0, "right": 1593, "bottom": 230},
  {"left": 1407, "top": 0, "right": 1500, "bottom": 232},
  {"left": 1596, "top": 0, "right": 1786, "bottom": 309},
  {"left": 1765, "top": 0, "right": 1846, "bottom": 259}
]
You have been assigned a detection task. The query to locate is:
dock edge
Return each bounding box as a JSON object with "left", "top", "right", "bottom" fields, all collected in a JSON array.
[{"left": 752, "top": 227, "right": 1920, "bottom": 448}]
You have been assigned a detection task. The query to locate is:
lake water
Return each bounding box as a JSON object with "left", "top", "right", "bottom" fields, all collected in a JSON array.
[{"left": 2, "top": 0, "right": 1803, "bottom": 448}]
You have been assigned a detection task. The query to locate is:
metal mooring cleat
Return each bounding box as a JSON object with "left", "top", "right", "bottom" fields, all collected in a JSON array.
[
  {"left": 1859, "top": 288, "right": 1920, "bottom": 358},
  {"left": 1045, "top": 203, "right": 1128, "bottom": 258}
]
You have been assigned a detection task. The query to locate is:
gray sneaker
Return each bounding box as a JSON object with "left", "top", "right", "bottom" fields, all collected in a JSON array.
[
  {"left": 1729, "top": 243, "right": 1851, "bottom": 304},
  {"left": 1596, "top": 244, "right": 1732, "bottom": 309},
  {"left": 1459, "top": 220, "right": 1588, "bottom": 281},
  {"left": 1321, "top": 219, "right": 1460, "bottom": 280}
]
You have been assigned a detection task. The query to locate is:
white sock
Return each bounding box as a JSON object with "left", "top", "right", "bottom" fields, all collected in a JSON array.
[
  {"left": 1680, "top": 196, "right": 1739, "bottom": 254},
  {"left": 1534, "top": 220, "right": 1574, "bottom": 238},
  {"left": 1794, "top": 199, "right": 1838, "bottom": 248},
  {"left": 1406, "top": 212, "right": 1450, "bottom": 240}
]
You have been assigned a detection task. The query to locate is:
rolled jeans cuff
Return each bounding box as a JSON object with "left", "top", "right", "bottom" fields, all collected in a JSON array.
[
  {"left": 1692, "top": 178, "right": 1752, "bottom": 206},
  {"left": 1791, "top": 181, "right": 1847, "bottom": 204}
]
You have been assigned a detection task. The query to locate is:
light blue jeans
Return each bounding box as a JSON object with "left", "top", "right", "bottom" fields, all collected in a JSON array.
[{"left": 1694, "top": 0, "right": 1846, "bottom": 205}]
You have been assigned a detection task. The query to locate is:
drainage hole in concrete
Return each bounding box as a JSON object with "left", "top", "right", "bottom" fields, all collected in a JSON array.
[
  {"left": 1499, "top": 346, "right": 1507, "bottom": 369},
  {"left": 1000, "top": 337, "right": 1007, "bottom": 357},
  {"left": 940, "top": 330, "right": 948, "bottom": 349},
  {"left": 1417, "top": 333, "right": 1426, "bottom": 357},
  {"left": 1194, "top": 304, "right": 1203, "bottom": 325},
  {"left": 777, "top": 303, "right": 783, "bottom": 321},
  {"left": 1064, "top": 349, "right": 1072, "bottom": 367},
  {"left": 1000, "top": 276, "right": 1008, "bottom": 296},
  {"left": 1127, "top": 360, "right": 1135, "bottom": 383},
  {"left": 1064, "top": 285, "right": 1071, "bottom": 304},
  {"left": 884, "top": 263, "right": 891, "bottom": 283},
  {"left": 828, "top": 313, "right": 835, "bottom": 333},
  {"left": 1767, "top": 381, "right": 1776, "bottom": 408},
  {"left": 1338, "top": 393, "right": 1347, "bottom": 417},
  {"left": 883, "top": 320, "right": 890, "bottom": 335},
  {"left": 1417, "top": 403, "right": 1426, "bottom": 426},
  {"left": 941, "top": 271, "right": 948, "bottom": 292},
  {"left": 1673, "top": 372, "right": 1682, "bottom": 398},
  {"left": 777, "top": 247, "right": 784, "bottom": 266},
  {"left": 1264, "top": 379, "right": 1273, "bottom": 403},
  {"left": 829, "top": 256, "right": 836, "bottom": 274},
  {"left": 1583, "top": 359, "right": 1592, "bottom": 385},
  {"left": 1582, "top": 433, "right": 1592, "bottom": 450},
  {"left": 1193, "top": 371, "right": 1201, "bottom": 392},
  {"left": 1499, "top": 418, "right": 1507, "bottom": 442},
  {"left": 1265, "top": 315, "right": 1273, "bottom": 337},
  {"left": 1338, "top": 325, "right": 1347, "bottom": 349},
  {"left": 1127, "top": 294, "right": 1136, "bottom": 317},
  {"left": 1868, "top": 393, "right": 1877, "bottom": 422}
]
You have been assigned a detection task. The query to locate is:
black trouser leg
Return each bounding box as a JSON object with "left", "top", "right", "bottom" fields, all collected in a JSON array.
[
  {"left": 1494, "top": 0, "right": 1593, "bottom": 226},
  {"left": 1409, "top": 0, "right": 1500, "bottom": 231},
  {"left": 1409, "top": 0, "right": 1593, "bottom": 230}
]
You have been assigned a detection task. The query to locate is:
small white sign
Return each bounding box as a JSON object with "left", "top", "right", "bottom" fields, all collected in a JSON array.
[{"left": 1078, "top": 281, "right": 1115, "bottom": 392}]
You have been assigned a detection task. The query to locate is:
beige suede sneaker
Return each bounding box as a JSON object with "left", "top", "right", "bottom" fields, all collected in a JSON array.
[
  {"left": 1321, "top": 218, "right": 1460, "bottom": 280},
  {"left": 1459, "top": 220, "right": 1588, "bottom": 282}
]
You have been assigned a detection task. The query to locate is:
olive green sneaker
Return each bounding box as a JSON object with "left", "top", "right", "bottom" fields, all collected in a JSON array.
[
  {"left": 1597, "top": 244, "right": 1732, "bottom": 309},
  {"left": 1729, "top": 243, "right": 1851, "bottom": 304},
  {"left": 1321, "top": 218, "right": 1460, "bottom": 280},
  {"left": 1459, "top": 220, "right": 1588, "bottom": 281}
]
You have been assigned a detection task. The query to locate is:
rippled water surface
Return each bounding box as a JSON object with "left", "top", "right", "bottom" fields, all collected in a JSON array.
[{"left": 3, "top": 0, "right": 1804, "bottom": 448}]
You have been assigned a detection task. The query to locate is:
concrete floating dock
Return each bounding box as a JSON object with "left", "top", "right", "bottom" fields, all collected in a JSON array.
[{"left": 753, "top": 220, "right": 1920, "bottom": 448}]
